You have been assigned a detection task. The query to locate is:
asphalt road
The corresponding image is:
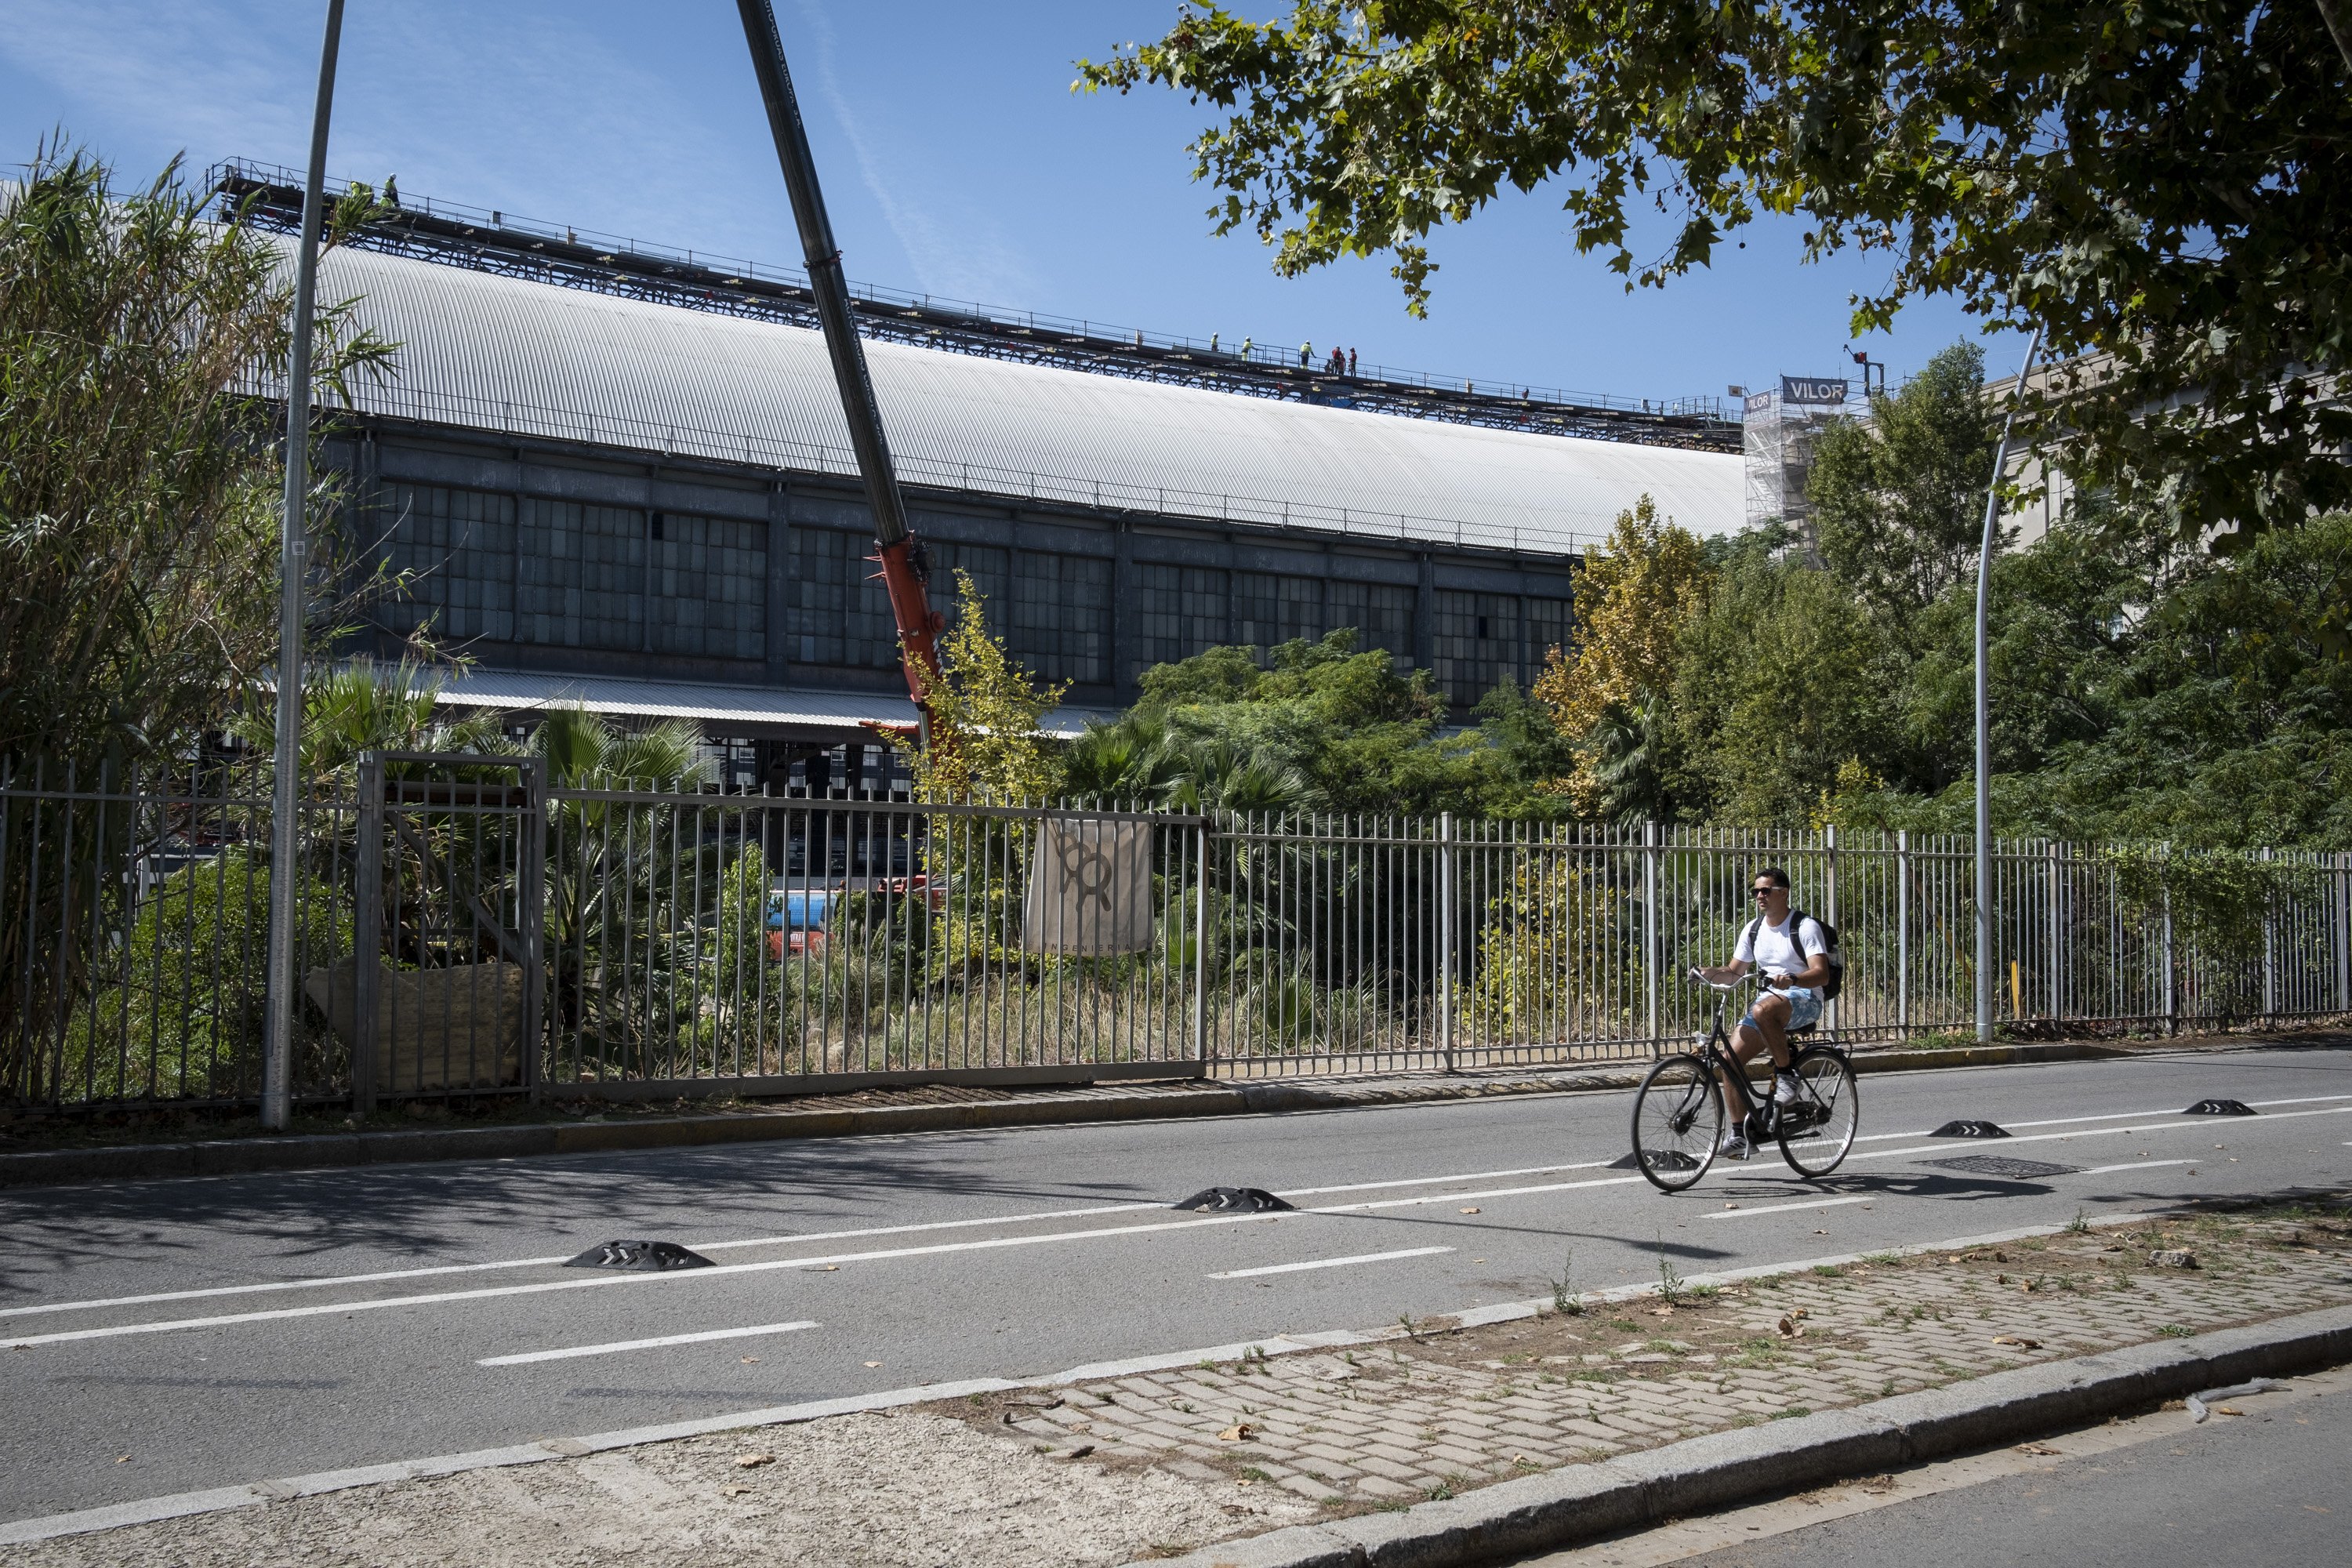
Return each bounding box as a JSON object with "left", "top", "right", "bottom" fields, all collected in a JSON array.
[
  {"left": 1657, "top": 1357, "right": 2352, "bottom": 1568},
  {"left": 3, "top": 1044, "right": 2347, "bottom": 1526}
]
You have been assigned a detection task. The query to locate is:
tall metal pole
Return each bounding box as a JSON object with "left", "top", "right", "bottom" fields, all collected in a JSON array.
[
  {"left": 734, "top": 0, "right": 942, "bottom": 710},
  {"left": 262, "top": 0, "right": 347, "bottom": 1131},
  {"left": 1973, "top": 325, "right": 2041, "bottom": 1044}
]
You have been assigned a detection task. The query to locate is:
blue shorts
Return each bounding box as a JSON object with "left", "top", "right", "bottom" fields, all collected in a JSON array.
[{"left": 1749, "top": 986, "right": 1823, "bottom": 1033}]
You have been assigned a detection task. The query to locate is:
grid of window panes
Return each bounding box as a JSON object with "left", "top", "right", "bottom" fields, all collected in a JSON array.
[
  {"left": 377, "top": 485, "right": 515, "bottom": 642},
  {"left": 1527, "top": 596, "right": 1573, "bottom": 677},
  {"left": 929, "top": 541, "right": 1012, "bottom": 636},
  {"left": 1432, "top": 590, "right": 1525, "bottom": 706},
  {"left": 790, "top": 527, "right": 898, "bottom": 668},
  {"left": 1328, "top": 581, "right": 1417, "bottom": 670},
  {"left": 518, "top": 499, "right": 644, "bottom": 651},
  {"left": 1011, "top": 551, "right": 1111, "bottom": 684},
  {"left": 650, "top": 511, "right": 765, "bottom": 661},
  {"left": 1131, "top": 563, "right": 1230, "bottom": 680}
]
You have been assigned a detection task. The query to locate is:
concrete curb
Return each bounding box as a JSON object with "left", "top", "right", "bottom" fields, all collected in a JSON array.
[
  {"left": 0, "top": 1037, "right": 2135, "bottom": 1191},
  {"left": 1127, "top": 1303, "right": 2352, "bottom": 1568}
]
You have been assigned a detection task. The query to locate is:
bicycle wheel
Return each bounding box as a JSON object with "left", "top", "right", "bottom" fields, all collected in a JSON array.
[
  {"left": 1776, "top": 1044, "right": 1860, "bottom": 1178},
  {"left": 1630, "top": 1053, "right": 1722, "bottom": 1193}
]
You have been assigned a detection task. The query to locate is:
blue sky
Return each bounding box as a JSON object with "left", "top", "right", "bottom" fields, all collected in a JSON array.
[{"left": 1, "top": 1, "right": 2021, "bottom": 408}]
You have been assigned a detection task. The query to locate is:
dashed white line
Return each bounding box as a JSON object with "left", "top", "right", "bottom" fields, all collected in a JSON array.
[
  {"left": 1208, "top": 1246, "right": 1455, "bottom": 1279},
  {"left": 1702, "top": 1195, "right": 1876, "bottom": 1220},
  {"left": 2078, "top": 1160, "right": 2196, "bottom": 1176},
  {"left": 477, "top": 1319, "right": 819, "bottom": 1367}
]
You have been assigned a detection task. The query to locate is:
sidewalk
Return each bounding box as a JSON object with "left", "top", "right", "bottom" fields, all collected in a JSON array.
[
  {"left": 10, "top": 1195, "right": 2347, "bottom": 1566},
  {"left": 7, "top": 1027, "right": 2336, "bottom": 1190}
]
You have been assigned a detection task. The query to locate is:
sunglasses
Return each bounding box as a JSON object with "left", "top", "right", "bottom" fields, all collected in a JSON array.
[{"left": 1751, "top": 886, "right": 1782, "bottom": 897}]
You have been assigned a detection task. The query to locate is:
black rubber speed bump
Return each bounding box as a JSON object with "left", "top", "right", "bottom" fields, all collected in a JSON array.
[
  {"left": 2184, "top": 1098, "right": 2257, "bottom": 1116},
  {"left": 1931, "top": 1120, "right": 2012, "bottom": 1138},
  {"left": 564, "top": 1239, "right": 715, "bottom": 1272},
  {"left": 1172, "top": 1186, "right": 1294, "bottom": 1213}
]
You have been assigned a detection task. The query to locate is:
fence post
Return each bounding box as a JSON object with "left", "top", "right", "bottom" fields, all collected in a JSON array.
[
  {"left": 1823, "top": 823, "right": 1838, "bottom": 1036},
  {"left": 2339, "top": 851, "right": 2350, "bottom": 1016},
  {"left": 352, "top": 752, "right": 383, "bottom": 1116},
  {"left": 1439, "top": 812, "right": 1457, "bottom": 1073},
  {"left": 2048, "top": 841, "right": 2063, "bottom": 1023},
  {"left": 1642, "top": 818, "right": 1659, "bottom": 1048},
  {"left": 519, "top": 756, "right": 546, "bottom": 1102},
  {"left": 2262, "top": 845, "right": 2277, "bottom": 1018},
  {"left": 1192, "top": 818, "right": 1210, "bottom": 1071},
  {"left": 1896, "top": 829, "right": 1911, "bottom": 1037},
  {"left": 2160, "top": 843, "right": 2176, "bottom": 1035}
]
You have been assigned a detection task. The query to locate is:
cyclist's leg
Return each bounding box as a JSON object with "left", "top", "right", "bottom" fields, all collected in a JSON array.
[
  {"left": 1715, "top": 1033, "right": 1759, "bottom": 1148},
  {"left": 1742, "top": 992, "right": 1794, "bottom": 1070}
]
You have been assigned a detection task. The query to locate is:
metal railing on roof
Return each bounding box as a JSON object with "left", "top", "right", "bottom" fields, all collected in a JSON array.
[
  {"left": 316, "top": 379, "right": 1619, "bottom": 559},
  {"left": 209, "top": 158, "right": 1740, "bottom": 454}
]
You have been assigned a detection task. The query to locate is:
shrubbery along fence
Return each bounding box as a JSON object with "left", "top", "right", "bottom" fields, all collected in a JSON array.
[{"left": 4, "top": 755, "right": 2346, "bottom": 1112}]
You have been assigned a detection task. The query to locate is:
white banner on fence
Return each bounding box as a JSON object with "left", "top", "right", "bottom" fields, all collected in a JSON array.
[{"left": 1023, "top": 818, "right": 1154, "bottom": 956}]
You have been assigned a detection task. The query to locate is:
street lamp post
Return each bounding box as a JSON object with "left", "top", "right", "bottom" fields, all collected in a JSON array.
[
  {"left": 262, "top": 0, "right": 348, "bottom": 1131},
  {"left": 1973, "top": 325, "right": 2042, "bottom": 1044}
]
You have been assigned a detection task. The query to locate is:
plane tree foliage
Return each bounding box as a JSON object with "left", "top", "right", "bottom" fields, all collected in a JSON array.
[{"left": 1080, "top": 1, "right": 2352, "bottom": 543}]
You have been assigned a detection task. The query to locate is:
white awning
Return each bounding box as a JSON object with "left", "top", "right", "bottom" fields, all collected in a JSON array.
[{"left": 421, "top": 666, "right": 1116, "bottom": 739}]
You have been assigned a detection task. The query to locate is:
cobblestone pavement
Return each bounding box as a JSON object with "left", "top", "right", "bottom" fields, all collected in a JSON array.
[{"left": 944, "top": 1202, "right": 2352, "bottom": 1521}]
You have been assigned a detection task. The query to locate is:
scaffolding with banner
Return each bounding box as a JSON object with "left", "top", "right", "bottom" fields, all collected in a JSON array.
[{"left": 1742, "top": 376, "right": 1857, "bottom": 531}]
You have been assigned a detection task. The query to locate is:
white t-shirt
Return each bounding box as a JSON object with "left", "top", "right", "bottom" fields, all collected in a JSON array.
[{"left": 1736, "top": 912, "right": 1827, "bottom": 988}]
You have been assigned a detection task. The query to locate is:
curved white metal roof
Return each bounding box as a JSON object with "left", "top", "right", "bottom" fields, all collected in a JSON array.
[{"left": 311, "top": 243, "right": 1743, "bottom": 554}]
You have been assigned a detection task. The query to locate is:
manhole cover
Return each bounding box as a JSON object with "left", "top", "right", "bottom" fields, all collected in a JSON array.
[
  {"left": 2183, "top": 1098, "right": 2257, "bottom": 1116},
  {"left": 1931, "top": 1120, "right": 2011, "bottom": 1138},
  {"left": 1172, "top": 1186, "right": 1295, "bottom": 1213},
  {"left": 1922, "top": 1155, "right": 2082, "bottom": 1181}
]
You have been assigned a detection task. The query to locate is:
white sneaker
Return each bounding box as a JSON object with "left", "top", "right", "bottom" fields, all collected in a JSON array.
[
  {"left": 1715, "top": 1127, "right": 1750, "bottom": 1160},
  {"left": 1772, "top": 1073, "right": 1804, "bottom": 1106}
]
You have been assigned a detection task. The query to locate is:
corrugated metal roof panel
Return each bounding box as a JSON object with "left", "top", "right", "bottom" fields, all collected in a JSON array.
[
  {"left": 425, "top": 666, "right": 1115, "bottom": 739},
  {"left": 312, "top": 245, "right": 1743, "bottom": 552}
]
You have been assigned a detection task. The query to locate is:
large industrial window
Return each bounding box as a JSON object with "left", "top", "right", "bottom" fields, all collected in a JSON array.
[
  {"left": 1132, "top": 563, "right": 1229, "bottom": 680},
  {"left": 929, "top": 542, "right": 1012, "bottom": 634},
  {"left": 1432, "top": 590, "right": 1523, "bottom": 706},
  {"left": 1011, "top": 551, "right": 1110, "bottom": 686},
  {"left": 376, "top": 485, "right": 514, "bottom": 644},
  {"left": 1526, "top": 595, "right": 1573, "bottom": 678},
  {"left": 650, "top": 510, "right": 765, "bottom": 662},
  {"left": 789, "top": 527, "right": 897, "bottom": 669},
  {"left": 518, "top": 499, "right": 644, "bottom": 652},
  {"left": 1327, "top": 581, "right": 1417, "bottom": 671}
]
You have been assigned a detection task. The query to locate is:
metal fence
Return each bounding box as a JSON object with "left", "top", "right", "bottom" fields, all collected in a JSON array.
[{"left": 4, "top": 760, "right": 2347, "bottom": 1112}]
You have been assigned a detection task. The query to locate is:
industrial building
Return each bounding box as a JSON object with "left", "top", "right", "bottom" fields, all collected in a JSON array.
[{"left": 230, "top": 165, "right": 1747, "bottom": 789}]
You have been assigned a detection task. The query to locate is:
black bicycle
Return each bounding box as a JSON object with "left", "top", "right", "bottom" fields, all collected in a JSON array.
[{"left": 1629, "top": 971, "right": 1860, "bottom": 1192}]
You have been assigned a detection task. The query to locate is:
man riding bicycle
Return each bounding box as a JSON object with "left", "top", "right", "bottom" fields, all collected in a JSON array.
[{"left": 1692, "top": 868, "right": 1829, "bottom": 1159}]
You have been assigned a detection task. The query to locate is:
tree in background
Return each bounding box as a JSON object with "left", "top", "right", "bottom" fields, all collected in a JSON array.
[
  {"left": 1808, "top": 343, "right": 1998, "bottom": 635},
  {"left": 1081, "top": 2, "right": 2350, "bottom": 543},
  {"left": 909, "top": 570, "right": 1068, "bottom": 804},
  {"left": 0, "top": 142, "right": 393, "bottom": 774},
  {"left": 1531, "top": 499, "right": 1708, "bottom": 820}
]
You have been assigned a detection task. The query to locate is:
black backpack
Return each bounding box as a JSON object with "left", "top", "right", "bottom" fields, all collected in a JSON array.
[{"left": 1744, "top": 909, "right": 1844, "bottom": 1001}]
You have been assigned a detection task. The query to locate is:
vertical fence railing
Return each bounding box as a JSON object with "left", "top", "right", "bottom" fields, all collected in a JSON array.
[{"left": 3, "top": 773, "right": 2349, "bottom": 1109}]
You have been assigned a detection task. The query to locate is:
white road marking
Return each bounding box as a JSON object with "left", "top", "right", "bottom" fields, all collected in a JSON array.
[
  {"left": 477, "top": 1319, "right": 819, "bottom": 1367},
  {"left": 1279, "top": 1161, "right": 1612, "bottom": 1197},
  {"left": 0, "top": 1201, "right": 1167, "bottom": 1322},
  {"left": 1850, "top": 1102, "right": 2352, "bottom": 1163},
  {"left": 2078, "top": 1160, "right": 2195, "bottom": 1175},
  {"left": 1700, "top": 1195, "right": 1876, "bottom": 1220},
  {"left": 1208, "top": 1246, "right": 1455, "bottom": 1279}
]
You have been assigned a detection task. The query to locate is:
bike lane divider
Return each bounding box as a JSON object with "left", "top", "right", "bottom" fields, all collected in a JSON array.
[{"left": 1701, "top": 1194, "right": 1876, "bottom": 1220}]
